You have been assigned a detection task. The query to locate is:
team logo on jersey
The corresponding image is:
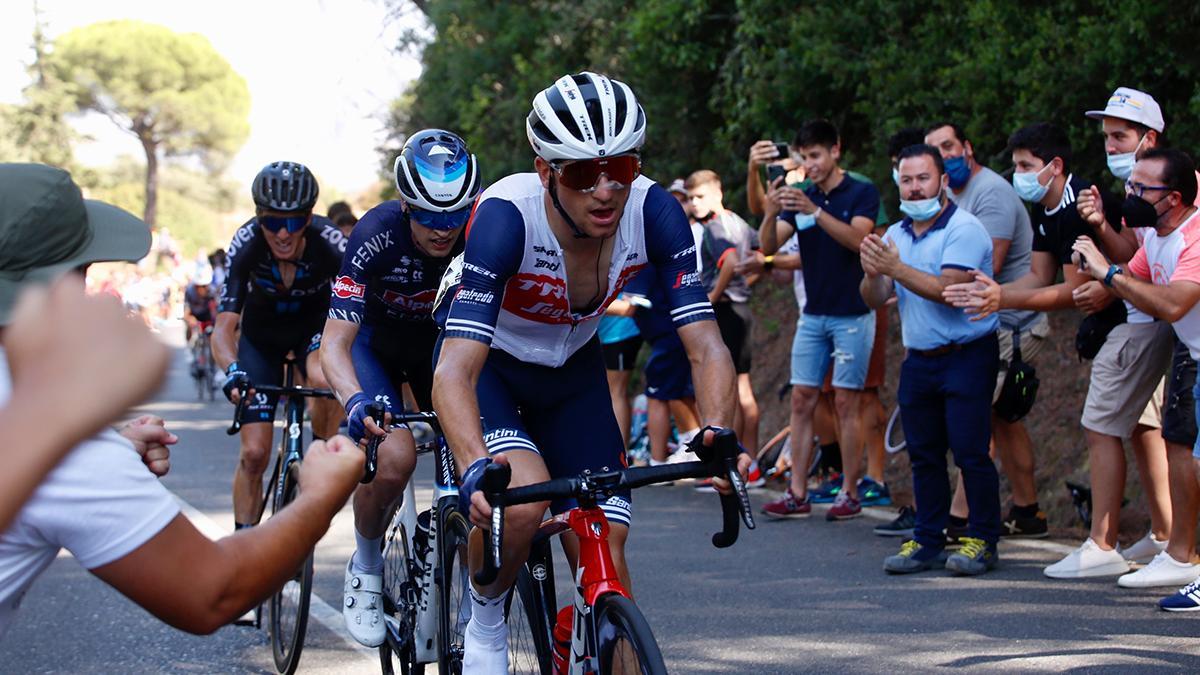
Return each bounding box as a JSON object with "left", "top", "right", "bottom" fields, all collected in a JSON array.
[
  {"left": 504, "top": 273, "right": 571, "bottom": 323},
  {"left": 381, "top": 288, "right": 437, "bottom": 314},
  {"left": 673, "top": 270, "right": 701, "bottom": 289},
  {"left": 332, "top": 276, "right": 366, "bottom": 300}
]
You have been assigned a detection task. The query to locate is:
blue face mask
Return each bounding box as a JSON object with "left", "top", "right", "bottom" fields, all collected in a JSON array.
[
  {"left": 792, "top": 211, "right": 818, "bottom": 231},
  {"left": 1107, "top": 133, "right": 1147, "bottom": 180},
  {"left": 900, "top": 194, "right": 943, "bottom": 221},
  {"left": 1011, "top": 163, "right": 1052, "bottom": 203},
  {"left": 944, "top": 155, "right": 971, "bottom": 189},
  {"left": 891, "top": 166, "right": 900, "bottom": 186}
]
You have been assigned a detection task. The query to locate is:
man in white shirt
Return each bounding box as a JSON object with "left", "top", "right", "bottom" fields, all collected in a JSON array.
[{"left": 0, "top": 163, "right": 364, "bottom": 639}]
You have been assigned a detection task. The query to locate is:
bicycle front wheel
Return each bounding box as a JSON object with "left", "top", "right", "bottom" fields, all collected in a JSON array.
[
  {"left": 507, "top": 565, "right": 553, "bottom": 674},
  {"left": 437, "top": 505, "right": 471, "bottom": 674},
  {"left": 269, "top": 475, "right": 313, "bottom": 675},
  {"left": 594, "top": 594, "right": 667, "bottom": 675},
  {"left": 380, "top": 505, "right": 423, "bottom": 675}
]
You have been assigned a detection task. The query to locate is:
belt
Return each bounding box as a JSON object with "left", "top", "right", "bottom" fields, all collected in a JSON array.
[{"left": 910, "top": 343, "right": 964, "bottom": 358}]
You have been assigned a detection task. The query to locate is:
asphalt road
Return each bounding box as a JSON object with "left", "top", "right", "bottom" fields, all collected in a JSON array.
[{"left": 3, "top": 325, "right": 1200, "bottom": 673}]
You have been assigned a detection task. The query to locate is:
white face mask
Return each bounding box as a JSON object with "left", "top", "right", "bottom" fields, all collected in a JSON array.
[
  {"left": 899, "top": 193, "right": 943, "bottom": 221},
  {"left": 1012, "top": 163, "right": 1052, "bottom": 203}
]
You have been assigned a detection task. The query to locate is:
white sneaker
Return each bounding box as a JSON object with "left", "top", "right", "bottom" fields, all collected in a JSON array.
[
  {"left": 1119, "top": 531, "right": 1167, "bottom": 565},
  {"left": 343, "top": 560, "right": 385, "bottom": 647},
  {"left": 666, "top": 449, "right": 700, "bottom": 464},
  {"left": 1117, "top": 551, "right": 1200, "bottom": 588},
  {"left": 1043, "top": 539, "right": 1130, "bottom": 579},
  {"left": 462, "top": 616, "right": 509, "bottom": 674}
]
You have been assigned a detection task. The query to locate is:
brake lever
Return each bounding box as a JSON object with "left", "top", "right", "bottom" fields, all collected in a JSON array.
[
  {"left": 360, "top": 402, "right": 386, "bottom": 484},
  {"left": 473, "top": 461, "right": 512, "bottom": 586},
  {"left": 226, "top": 384, "right": 251, "bottom": 435},
  {"left": 726, "top": 460, "right": 756, "bottom": 531}
]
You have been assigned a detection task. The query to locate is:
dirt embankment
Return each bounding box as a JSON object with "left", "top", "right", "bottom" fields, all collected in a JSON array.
[{"left": 748, "top": 282, "right": 1152, "bottom": 540}]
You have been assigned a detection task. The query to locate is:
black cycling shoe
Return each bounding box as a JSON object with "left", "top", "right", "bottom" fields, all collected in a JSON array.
[{"left": 873, "top": 506, "right": 915, "bottom": 537}]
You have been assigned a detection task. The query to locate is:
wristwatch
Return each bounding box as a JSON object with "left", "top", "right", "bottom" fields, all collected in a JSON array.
[
  {"left": 763, "top": 255, "right": 774, "bottom": 271},
  {"left": 1103, "top": 264, "right": 1123, "bottom": 287}
]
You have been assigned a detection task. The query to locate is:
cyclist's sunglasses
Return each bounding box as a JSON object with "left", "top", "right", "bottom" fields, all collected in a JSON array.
[
  {"left": 409, "top": 206, "right": 472, "bottom": 231},
  {"left": 259, "top": 214, "right": 309, "bottom": 233},
  {"left": 551, "top": 154, "right": 641, "bottom": 193}
]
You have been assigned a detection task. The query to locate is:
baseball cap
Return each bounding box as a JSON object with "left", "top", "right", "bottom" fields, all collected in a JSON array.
[
  {"left": 0, "top": 163, "right": 152, "bottom": 325},
  {"left": 1085, "top": 87, "right": 1165, "bottom": 132},
  {"left": 667, "top": 178, "right": 687, "bottom": 195}
]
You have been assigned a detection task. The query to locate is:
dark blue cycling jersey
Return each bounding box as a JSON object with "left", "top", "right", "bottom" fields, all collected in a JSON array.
[
  {"left": 219, "top": 215, "right": 346, "bottom": 319},
  {"left": 327, "top": 200, "right": 461, "bottom": 329}
]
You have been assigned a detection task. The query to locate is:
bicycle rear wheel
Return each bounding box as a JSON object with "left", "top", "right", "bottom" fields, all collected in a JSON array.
[
  {"left": 437, "top": 505, "right": 471, "bottom": 674},
  {"left": 507, "top": 565, "right": 553, "bottom": 674},
  {"left": 269, "top": 473, "right": 313, "bottom": 675},
  {"left": 594, "top": 594, "right": 667, "bottom": 675}
]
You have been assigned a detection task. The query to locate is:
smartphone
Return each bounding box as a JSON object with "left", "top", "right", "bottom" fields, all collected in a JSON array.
[
  {"left": 773, "top": 141, "right": 791, "bottom": 161},
  {"left": 766, "top": 163, "right": 787, "bottom": 185}
]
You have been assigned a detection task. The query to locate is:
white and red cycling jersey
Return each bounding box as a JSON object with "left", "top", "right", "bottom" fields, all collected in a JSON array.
[{"left": 436, "top": 173, "right": 712, "bottom": 367}]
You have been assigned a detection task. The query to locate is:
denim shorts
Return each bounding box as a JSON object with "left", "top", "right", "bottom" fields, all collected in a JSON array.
[
  {"left": 1191, "top": 377, "right": 1200, "bottom": 459},
  {"left": 790, "top": 312, "right": 876, "bottom": 390}
]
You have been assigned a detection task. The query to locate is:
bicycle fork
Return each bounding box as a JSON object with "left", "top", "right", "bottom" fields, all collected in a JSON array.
[{"left": 560, "top": 508, "right": 629, "bottom": 675}]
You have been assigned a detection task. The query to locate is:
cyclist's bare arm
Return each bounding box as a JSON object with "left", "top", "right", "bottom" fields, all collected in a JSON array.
[
  {"left": 90, "top": 436, "right": 363, "bottom": 634},
  {"left": 211, "top": 310, "right": 240, "bottom": 373},
  {"left": 432, "top": 336, "right": 492, "bottom": 472},
  {"left": 676, "top": 319, "right": 736, "bottom": 429}
]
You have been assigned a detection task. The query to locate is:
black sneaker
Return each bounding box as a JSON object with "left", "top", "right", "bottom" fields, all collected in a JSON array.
[
  {"left": 874, "top": 506, "right": 915, "bottom": 537},
  {"left": 1001, "top": 508, "right": 1049, "bottom": 538}
]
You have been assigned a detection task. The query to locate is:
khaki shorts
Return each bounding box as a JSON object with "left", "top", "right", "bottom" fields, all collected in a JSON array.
[
  {"left": 993, "top": 314, "right": 1051, "bottom": 403},
  {"left": 1081, "top": 320, "right": 1173, "bottom": 437}
]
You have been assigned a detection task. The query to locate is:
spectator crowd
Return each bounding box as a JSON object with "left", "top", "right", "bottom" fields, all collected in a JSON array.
[{"left": 604, "top": 85, "right": 1200, "bottom": 608}]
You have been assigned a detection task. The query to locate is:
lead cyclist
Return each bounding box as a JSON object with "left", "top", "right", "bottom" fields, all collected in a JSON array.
[{"left": 431, "top": 71, "right": 749, "bottom": 672}]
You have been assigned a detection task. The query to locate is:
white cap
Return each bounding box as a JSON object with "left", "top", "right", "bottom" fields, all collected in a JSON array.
[
  {"left": 667, "top": 178, "right": 687, "bottom": 195},
  {"left": 1085, "top": 87, "right": 1165, "bottom": 132}
]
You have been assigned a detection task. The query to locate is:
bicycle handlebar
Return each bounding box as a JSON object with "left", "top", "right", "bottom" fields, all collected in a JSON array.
[
  {"left": 225, "top": 382, "right": 337, "bottom": 435},
  {"left": 360, "top": 410, "right": 444, "bottom": 484},
  {"left": 473, "top": 428, "right": 755, "bottom": 586}
]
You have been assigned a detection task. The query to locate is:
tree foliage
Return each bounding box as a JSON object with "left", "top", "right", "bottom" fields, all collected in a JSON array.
[
  {"left": 390, "top": 0, "right": 1200, "bottom": 209},
  {"left": 47, "top": 20, "right": 250, "bottom": 225}
]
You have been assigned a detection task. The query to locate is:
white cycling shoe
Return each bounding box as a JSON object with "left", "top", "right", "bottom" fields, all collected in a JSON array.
[
  {"left": 462, "top": 616, "right": 509, "bottom": 674},
  {"left": 343, "top": 559, "right": 386, "bottom": 647}
]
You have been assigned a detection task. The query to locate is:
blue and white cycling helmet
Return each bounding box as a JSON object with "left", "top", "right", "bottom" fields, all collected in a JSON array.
[{"left": 394, "top": 129, "right": 482, "bottom": 230}]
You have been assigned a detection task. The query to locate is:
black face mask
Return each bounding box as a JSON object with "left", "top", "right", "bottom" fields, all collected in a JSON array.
[{"left": 1121, "top": 194, "right": 1168, "bottom": 229}]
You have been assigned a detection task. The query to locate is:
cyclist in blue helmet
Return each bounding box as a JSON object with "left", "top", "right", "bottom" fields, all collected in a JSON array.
[{"left": 321, "top": 129, "right": 482, "bottom": 646}]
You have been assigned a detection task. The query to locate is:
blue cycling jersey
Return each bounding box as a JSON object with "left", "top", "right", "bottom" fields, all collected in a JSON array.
[{"left": 327, "top": 200, "right": 461, "bottom": 329}]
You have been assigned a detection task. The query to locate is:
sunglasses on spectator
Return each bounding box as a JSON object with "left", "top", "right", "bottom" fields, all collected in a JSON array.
[
  {"left": 409, "top": 206, "right": 472, "bottom": 231},
  {"left": 550, "top": 154, "right": 641, "bottom": 193},
  {"left": 259, "top": 214, "right": 309, "bottom": 233}
]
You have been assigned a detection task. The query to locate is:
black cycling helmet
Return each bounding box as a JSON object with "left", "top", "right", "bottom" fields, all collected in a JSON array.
[{"left": 251, "top": 161, "right": 319, "bottom": 213}]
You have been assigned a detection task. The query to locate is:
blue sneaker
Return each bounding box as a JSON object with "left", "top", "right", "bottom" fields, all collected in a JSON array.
[
  {"left": 857, "top": 477, "right": 892, "bottom": 506},
  {"left": 808, "top": 473, "right": 842, "bottom": 504},
  {"left": 1159, "top": 578, "right": 1200, "bottom": 612}
]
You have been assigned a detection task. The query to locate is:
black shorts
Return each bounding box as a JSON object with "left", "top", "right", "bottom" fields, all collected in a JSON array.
[
  {"left": 237, "top": 312, "right": 325, "bottom": 424},
  {"left": 1163, "top": 337, "right": 1198, "bottom": 447},
  {"left": 601, "top": 335, "right": 644, "bottom": 371},
  {"left": 715, "top": 301, "right": 753, "bottom": 374}
]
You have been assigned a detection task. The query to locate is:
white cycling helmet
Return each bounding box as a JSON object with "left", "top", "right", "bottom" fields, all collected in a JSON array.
[
  {"left": 193, "top": 265, "right": 214, "bottom": 286},
  {"left": 526, "top": 72, "right": 646, "bottom": 162}
]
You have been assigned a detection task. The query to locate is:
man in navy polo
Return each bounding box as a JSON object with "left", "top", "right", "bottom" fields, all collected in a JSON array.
[
  {"left": 860, "top": 143, "right": 1002, "bottom": 576},
  {"left": 758, "top": 119, "right": 881, "bottom": 521}
]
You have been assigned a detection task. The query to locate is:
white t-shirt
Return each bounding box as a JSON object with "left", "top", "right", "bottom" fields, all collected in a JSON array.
[
  {"left": 779, "top": 233, "right": 807, "bottom": 312},
  {"left": 0, "top": 348, "right": 179, "bottom": 638},
  {"left": 1128, "top": 211, "right": 1200, "bottom": 357}
]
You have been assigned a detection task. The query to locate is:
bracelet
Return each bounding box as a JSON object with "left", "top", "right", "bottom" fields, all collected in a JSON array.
[
  {"left": 763, "top": 255, "right": 774, "bottom": 271},
  {"left": 813, "top": 206, "right": 823, "bottom": 221}
]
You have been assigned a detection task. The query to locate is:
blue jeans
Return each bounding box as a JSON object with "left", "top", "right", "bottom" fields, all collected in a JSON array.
[
  {"left": 899, "top": 334, "right": 1001, "bottom": 547},
  {"left": 790, "top": 312, "right": 876, "bottom": 389}
]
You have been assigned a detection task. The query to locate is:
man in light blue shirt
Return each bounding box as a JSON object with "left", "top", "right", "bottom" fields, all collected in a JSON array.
[{"left": 860, "top": 143, "right": 1002, "bottom": 577}]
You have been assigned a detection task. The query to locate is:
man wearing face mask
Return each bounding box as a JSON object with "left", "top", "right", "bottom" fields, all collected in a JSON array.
[
  {"left": 1071, "top": 149, "right": 1200, "bottom": 609},
  {"left": 925, "top": 122, "right": 1049, "bottom": 541},
  {"left": 860, "top": 143, "right": 1001, "bottom": 576},
  {"left": 944, "top": 123, "right": 1174, "bottom": 579},
  {"left": 1074, "top": 87, "right": 1200, "bottom": 590}
]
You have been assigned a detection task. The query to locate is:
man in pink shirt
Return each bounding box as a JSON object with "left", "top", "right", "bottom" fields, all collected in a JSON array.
[{"left": 1073, "top": 148, "right": 1200, "bottom": 611}]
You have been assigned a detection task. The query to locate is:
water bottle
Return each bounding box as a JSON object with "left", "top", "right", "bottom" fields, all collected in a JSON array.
[
  {"left": 412, "top": 509, "right": 432, "bottom": 570},
  {"left": 551, "top": 605, "right": 573, "bottom": 672}
]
